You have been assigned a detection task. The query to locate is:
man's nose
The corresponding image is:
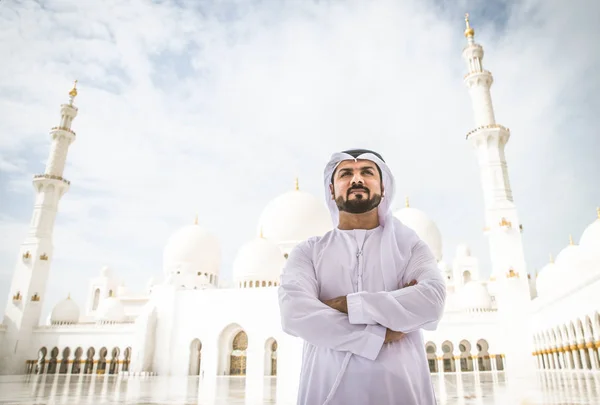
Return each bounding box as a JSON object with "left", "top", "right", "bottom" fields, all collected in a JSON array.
[{"left": 351, "top": 174, "right": 364, "bottom": 185}]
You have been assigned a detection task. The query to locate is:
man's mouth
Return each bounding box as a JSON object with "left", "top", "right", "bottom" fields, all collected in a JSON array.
[{"left": 349, "top": 189, "right": 368, "bottom": 194}]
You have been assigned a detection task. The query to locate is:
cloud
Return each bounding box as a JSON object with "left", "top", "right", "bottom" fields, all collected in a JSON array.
[{"left": 0, "top": 0, "right": 598, "bottom": 318}]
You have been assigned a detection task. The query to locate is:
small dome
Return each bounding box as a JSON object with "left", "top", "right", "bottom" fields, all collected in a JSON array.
[
  {"left": 50, "top": 296, "right": 80, "bottom": 325},
  {"left": 163, "top": 223, "right": 221, "bottom": 280},
  {"left": 257, "top": 188, "right": 332, "bottom": 251},
  {"left": 233, "top": 237, "right": 286, "bottom": 286},
  {"left": 100, "top": 265, "right": 112, "bottom": 278},
  {"left": 117, "top": 284, "right": 128, "bottom": 296},
  {"left": 394, "top": 205, "right": 443, "bottom": 261},
  {"left": 535, "top": 261, "right": 558, "bottom": 298},
  {"left": 459, "top": 281, "right": 492, "bottom": 310},
  {"left": 456, "top": 244, "right": 471, "bottom": 257},
  {"left": 95, "top": 297, "right": 126, "bottom": 323},
  {"left": 580, "top": 209, "right": 600, "bottom": 248},
  {"left": 555, "top": 238, "right": 581, "bottom": 271}
]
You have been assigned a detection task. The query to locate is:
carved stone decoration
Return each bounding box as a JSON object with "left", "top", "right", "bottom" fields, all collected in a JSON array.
[
  {"left": 31, "top": 293, "right": 41, "bottom": 302},
  {"left": 22, "top": 251, "right": 31, "bottom": 260},
  {"left": 499, "top": 217, "right": 512, "bottom": 229},
  {"left": 39, "top": 253, "right": 48, "bottom": 261},
  {"left": 12, "top": 291, "right": 22, "bottom": 302},
  {"left": 506, "top": 269, "right": 519, "bottom": 279}
]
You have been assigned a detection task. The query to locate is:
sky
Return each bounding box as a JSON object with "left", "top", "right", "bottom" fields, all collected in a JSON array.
[{"left": 0, "top": 0, "right": 598, "bottom": 320}]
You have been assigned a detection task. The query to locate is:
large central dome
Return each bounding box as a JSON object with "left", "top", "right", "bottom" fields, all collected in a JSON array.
[
  {"left": 257, "top": 181, "right": 332, "bottom": 253},
  {"left": 163, "top": 220, "right": 221, "bottom": 288}
]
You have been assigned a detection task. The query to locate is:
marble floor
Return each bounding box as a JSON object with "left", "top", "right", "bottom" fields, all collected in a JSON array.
[{"left": 0, "top": 371, "right": 599, "bottom": 404}]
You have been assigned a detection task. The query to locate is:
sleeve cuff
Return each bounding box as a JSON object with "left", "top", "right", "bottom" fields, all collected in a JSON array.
[
  {"left": 347, "top": 292, "right": 373, "bottom": 324},
  {"left": 359, "top": 324, "right": 386, "bottom": 361}
]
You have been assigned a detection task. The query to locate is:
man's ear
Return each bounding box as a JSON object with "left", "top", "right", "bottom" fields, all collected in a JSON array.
[{"left": 329, "top": 183, "right": 335, "bottom": 200}]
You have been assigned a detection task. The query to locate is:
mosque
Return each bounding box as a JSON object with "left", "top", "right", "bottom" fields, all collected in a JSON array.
[{"left": 1, "top": 15, "right": 599, "bottom": 397}]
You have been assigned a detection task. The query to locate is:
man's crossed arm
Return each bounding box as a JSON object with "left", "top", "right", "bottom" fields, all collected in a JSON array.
[{"left": 278, "top": 239, "right": 446, "bottom": 360}]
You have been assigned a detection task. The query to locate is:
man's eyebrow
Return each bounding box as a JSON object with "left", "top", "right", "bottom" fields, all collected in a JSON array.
[{"left": 337, "top": 166, "right": 376, "bottom": 174}]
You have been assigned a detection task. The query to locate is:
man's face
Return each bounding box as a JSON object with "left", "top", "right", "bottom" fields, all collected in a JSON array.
[{"left": 330, "top": 159, "right": 383, "bottom": 214}]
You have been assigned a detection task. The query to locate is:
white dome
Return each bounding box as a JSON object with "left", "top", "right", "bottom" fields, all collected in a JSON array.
[
  {"left": 117, "top": 284, "right": 128, "bottom": 296},
  {"left": 257, "top": 189, "right": 332, "bottom": 250},
  {"left": 393, "top": 206, "right": 443, "bottom": 261},
  {"left": 459, "top": 281, "right": 492, "bottom": 310},
  {"left": 50, "top": 296, "right": 80, "bottom": 325},
  {"left": 163, "top": 223, "right": 221, "bottom": 280},
  {"left": 535, "top": 261, "right": 559, "bottom": 298},
  {"left": 554, "top": 240, "right": 581, "bottom": 271},
  {"left": 233, "top": 237, "right": 286, "bottom": 286},
  {"left": 580, "top": 211, "right": 600, "bottom": 248},
  {"left": 100, "top": 265, "right": 112, "bottom": 278},
  {"left": 95, "top": 297, "right": 126, "bottom": 323}
]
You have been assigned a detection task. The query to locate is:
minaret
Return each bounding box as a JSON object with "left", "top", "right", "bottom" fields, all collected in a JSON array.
[
  {"left": 462, "top": 15, "right": 528, "bottom": 282},
  {"left": 461, "top": 15, "right": 535, "bottom": 378},
  {"left": 0, "top": 82, "right": 79, "bottom": 374}
]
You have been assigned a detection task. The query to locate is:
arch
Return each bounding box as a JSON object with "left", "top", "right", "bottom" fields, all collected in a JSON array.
[
  {"left": 217, "top": 323, "right": 247, "bottom": 376},
  {"left": 459, "top": 340, "right": 473, "bottom": 372},
  {"left": 47, "top": 347, "right": 59, "bottom": 374},
  {"left": 92, "top": 288, "right": 100, "bottom": 310},
  {"left": 476, "top": 339, "right": 491, "bottom": 371},
  {"left": 109, "top": 347, "right": 120, "bottom": 375},
  {"left": 83, "top": 347, "right": 95, "bottom": 374},
  {"left": 189, "top": 339, "right": 202, "bottom": 376},
  {"left": 441, "top": 341, "right": 455, "bottom": 373},
  {"left": 462, "top": 270, "right": 472, "bottom": 284},
  {"left": 59, "top": 347, "right": 70, "bottom": 374},
  {"left": 122, "top": 347, "right": 132, "bottom": 372},
  {"left": 264, "top": 338, "right": 278, "bottom": 376},
  {"left": 72, "top": 347, "right": 83, "bottom": 374},
  {"left": 230, "top": 331, "right": 248, "bottom": 375},
  {"left": 36, "top": 347, "right": 47, "bottom": 374},
  {"left": 97, "top": 347, "right": 108, "bottom": 374},
  {"left": 425, "top": 342, "right": 437, "bottom": 373}
]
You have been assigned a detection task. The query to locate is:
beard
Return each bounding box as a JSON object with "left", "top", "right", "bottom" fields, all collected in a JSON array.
[{"left": 335, "top": 187, "right": 382, "bottom": 214}]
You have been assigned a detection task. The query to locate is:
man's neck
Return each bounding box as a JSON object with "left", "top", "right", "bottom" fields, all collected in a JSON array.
[{"left": 337, "top": 209, "right": 380, "bottom": 230}]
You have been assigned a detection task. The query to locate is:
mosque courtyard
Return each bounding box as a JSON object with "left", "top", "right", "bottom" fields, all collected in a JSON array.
[{"left": 0, "top": 371, "right": 598, "bottom": 404}]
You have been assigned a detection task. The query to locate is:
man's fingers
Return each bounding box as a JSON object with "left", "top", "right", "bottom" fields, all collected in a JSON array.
[{"left": 403, "top": 280, "right": 418, "bottom": 288}]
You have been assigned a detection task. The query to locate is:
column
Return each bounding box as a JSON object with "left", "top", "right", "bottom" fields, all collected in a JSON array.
[{"left": 588, "top": 343, "right": 599, "bottom": 370}]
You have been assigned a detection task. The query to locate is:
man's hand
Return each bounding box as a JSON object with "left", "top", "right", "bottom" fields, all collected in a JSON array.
[
  {"left": 322, "top": 281, "right": 416, "bottom": 321},
  {"left": 403, "top": 279, "right": 418, "bottom": 288},
  {"left": 384, "top": 329, "right": 406, "bottom": 344},
  {"left": 322, "top": 296, "right": 348, "bottom": 314}
]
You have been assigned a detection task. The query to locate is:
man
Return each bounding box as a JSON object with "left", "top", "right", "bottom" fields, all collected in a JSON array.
[{"left": 278, "top": 149, "right": 446, "bottom": 405}]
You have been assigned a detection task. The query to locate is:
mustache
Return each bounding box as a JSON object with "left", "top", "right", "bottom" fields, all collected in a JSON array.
[{"left": 347, "top": 186, "right": 370, "bottom": 195}]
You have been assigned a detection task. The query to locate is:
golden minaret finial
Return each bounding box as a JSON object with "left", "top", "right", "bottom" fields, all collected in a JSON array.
[
  {"left": 194, "top": 214, "right": 198, "bottom": 225},
  {"left": 295, "top": 177, "right": 299, "bottom": 191},
  {"left": 569, "top": 234, "right": 574, "bottom": 245},
  {"left": 464, "top": 13, "right": 475, "bottom": 37},
  {"left": 405, "top": 196, "right": 410, "bottom": 208},
  {"left": 69, "top": 80, "right": 78, "bottom": 98}
]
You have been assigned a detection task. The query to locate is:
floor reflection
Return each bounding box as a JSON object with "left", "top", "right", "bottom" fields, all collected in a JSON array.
[{"left": 0, "top": 371, "right": 599, "bottom": 404}]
